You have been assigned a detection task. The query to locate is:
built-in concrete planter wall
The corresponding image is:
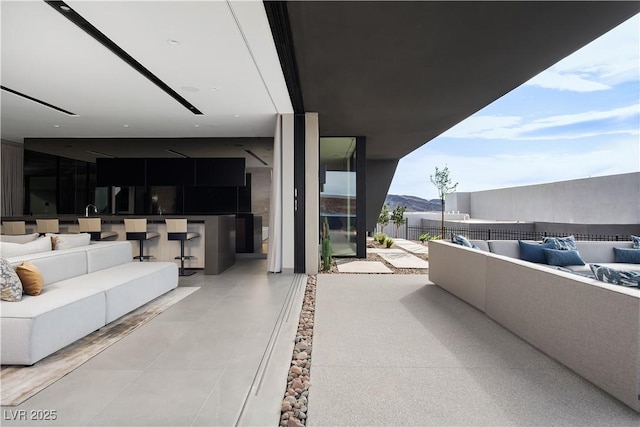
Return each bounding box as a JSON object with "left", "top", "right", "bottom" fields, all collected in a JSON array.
[{"left": 446, "top": 172, "right": 640, "bottom": 225}]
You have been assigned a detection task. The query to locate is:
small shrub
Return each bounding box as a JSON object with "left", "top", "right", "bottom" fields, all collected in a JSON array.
[
  {"left": 419, "top": 233, "right": 432, "bottom": 243},
  {"left": 375, "top": 232, "right": 387, "bottom": 244},
  {"left": 385, "top": 237, "right": 394, "bottom": 248}
]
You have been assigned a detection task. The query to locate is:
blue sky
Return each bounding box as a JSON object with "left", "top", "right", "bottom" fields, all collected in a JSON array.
[{"left": 388, "top": 14, "right": 640, "bottom": 200}]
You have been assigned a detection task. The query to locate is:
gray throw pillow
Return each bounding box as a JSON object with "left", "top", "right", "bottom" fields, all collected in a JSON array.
[{"left": 1, "top": 258, "right": 23, "bottom": 302}]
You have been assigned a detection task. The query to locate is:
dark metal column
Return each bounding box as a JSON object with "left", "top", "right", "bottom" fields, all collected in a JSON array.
[{"left": 293, "top": 114, "right": 306, "bottom": 273}]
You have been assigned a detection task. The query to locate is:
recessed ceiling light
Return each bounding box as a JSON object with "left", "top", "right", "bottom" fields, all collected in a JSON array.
[
  {"left": 167, "top": 39, "right": 180, "bottom": 46},
  {"left": 123, "top": 124, "right": 129, "bottom": 128},
  {"left": 53, "top": 124, "right": 60, "bottom": 128},
  {"left": 194, "top": 124, "right": 200, "bottom": 128},
  {"left": 59, "top": 5, "right": 71, "bottom": 12},
  {"left": 210, "top": 87, "right": 217, "bottom": 92},
  {"left": 234, "top": 114, "right": 240, "bottom": 118}
]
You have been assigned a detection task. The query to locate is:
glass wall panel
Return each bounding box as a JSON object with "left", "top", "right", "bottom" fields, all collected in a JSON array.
[{"left": 320, "top": 137, "right": 357, "bottom": 257}]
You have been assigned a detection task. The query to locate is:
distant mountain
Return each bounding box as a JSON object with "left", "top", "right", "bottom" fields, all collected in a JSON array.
[{"left": 384, "top": 194, "right": 442, "bottom": 212}]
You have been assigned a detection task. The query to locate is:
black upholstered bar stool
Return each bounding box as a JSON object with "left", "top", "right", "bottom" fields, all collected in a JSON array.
[
  {"left": 125, "top": 218, "right": 159, "bottom": 262},
  {"left": 78, "top": 218, "right": 118, "bottom": 241},
  {"left": 165, "top": 219, "right": 200, "bottom": 276}
]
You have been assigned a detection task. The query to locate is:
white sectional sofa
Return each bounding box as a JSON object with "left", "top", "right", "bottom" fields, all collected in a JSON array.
[
  {"left": 1, "top": 240, "right": 178, "bottom": 365},
  {"left": 428, "top": 239, "right": 640, "bottom": 413}
]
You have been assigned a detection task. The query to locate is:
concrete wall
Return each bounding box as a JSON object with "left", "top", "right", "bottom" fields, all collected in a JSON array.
[
  {"left": 447, "top": 173, "right": 639, "bottom": 225},
  {"left": 446, "top": 192, "right": 470, "bottom": 214}
]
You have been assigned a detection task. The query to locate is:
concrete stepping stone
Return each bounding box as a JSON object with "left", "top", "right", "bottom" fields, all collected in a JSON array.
[
  {"left": 393, "top": 239, "right": 429, "bottom": 254},
  {"left": 335, "top": 260, "right": 393, "bottom": 273},
  {"left": 367, "top": 248, "right": 405, "bottom": 254},
  {"left": 377, "top": 251, "right": 429, "bottom": 269}
]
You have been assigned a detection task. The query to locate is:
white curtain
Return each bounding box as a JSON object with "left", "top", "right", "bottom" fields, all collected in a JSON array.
[
  {"left": 267, "top": 115, "right": 283, "bottom": 273},
  {"left": 1, "top": 142, "right": 24, "bottom": 217}
]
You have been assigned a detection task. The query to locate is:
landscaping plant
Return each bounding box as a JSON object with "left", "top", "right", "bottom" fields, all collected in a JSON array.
[
  {"left": 419, "top": 232, "right": 432, "bottom": 243},
  {"left": 390, "top": 205, "right": 407, "bottom": 238},
  {"left": 374, "top": 232, "right": 387, "bottom": 244},
  {"left": 377, "top": 204, "right": 390, "bottom": 233},
  {"left": 321, "top": 217, "right": 332, "bottom": 271},
  {"left": 385, "top": 237, "right": 394, "bottom": 248},
  {"left": 430, "top": 165, "right": 458, "bottom": 239}
]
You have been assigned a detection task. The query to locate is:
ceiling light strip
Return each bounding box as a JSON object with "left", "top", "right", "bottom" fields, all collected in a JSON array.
[
  {"left": 262, "top": 1, "right": 305, "bottom": 114},
  {"left": 86, "top": 150, "right": 115, "bottom": 158},
  {"left": 165, "top": 149, "right": 189, "bottom": 158},
  {"left": 244, "top": 149, "right": 269, "bottom": 166},
  {"left": 44, "top": 1, "right": 203, "bottom": 115},
  {"left": 1, "top": 85, "right": 77, "bottom": 116}
]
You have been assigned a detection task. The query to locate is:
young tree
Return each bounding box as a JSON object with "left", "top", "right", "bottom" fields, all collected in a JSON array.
[
  {"left": 390, "top": 205, "right": 407, "bottom": 238},
  {"left": 430, "top": 165, "right": 458, "bottom": 238},
  {"left": 377, "top": 204, "right": 390, "bottom": 233}
]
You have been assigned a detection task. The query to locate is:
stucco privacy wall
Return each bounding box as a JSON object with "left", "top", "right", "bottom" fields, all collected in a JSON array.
[{"left": 446, "top": 172, "right": 640, "bottom": 224}]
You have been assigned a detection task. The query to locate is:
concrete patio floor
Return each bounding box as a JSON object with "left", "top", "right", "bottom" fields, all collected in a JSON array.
[{"left": 307, "top": 274, "right": 640, "bottom": 426}]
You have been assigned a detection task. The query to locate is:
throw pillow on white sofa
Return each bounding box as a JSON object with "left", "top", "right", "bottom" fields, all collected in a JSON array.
[
  {"left": 0, "top": 236, "right": 52, "bottom": 258},
  {"left": 47, "top": 233, "right": 91, "bottom": 250},
  {"left": 0, "top": 233, "right": 40, "bottom": 244}
]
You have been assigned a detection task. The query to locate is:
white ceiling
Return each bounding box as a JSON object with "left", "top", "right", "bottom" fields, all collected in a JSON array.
[{"left": 1, "top": 0, "right": 292, "bottom": 146}]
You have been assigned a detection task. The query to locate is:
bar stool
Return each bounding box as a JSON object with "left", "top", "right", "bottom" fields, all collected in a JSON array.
[
  {"left": 78, "top": 218, "right": 118, "bottom": 241},
  {"left": 124, "top": 219, "right": 159, "bottom": 262},
  {"left": 36, "top": 219, "right": 59, "bottom": 235},
  {"left": 2, "top": 221, "right": 26, "bottom": 235},
  {"left": 166, "top": 219, "right": 200, "bottom": 276}
]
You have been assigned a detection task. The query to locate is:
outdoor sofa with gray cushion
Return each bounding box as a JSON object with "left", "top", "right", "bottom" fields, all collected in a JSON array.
[{"left": 428, "top": 238, "right": 640, "bottom": 413}]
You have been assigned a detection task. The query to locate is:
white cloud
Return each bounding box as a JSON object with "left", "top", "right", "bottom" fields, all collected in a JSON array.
[
  {"left": 440, "top": 115, "right": 523, "bottom": 139},
  {"left": 390, "top": 137, "right": 640, "bottom": 200},
  {"left": 525, "top": 15, "right": 639, "bottom": 92},
  {"left": 526, "top": 71, "right": 611, "bottom": 92},
  {"left": 441, "top": 104, "right": 640, "bottom": 140}
]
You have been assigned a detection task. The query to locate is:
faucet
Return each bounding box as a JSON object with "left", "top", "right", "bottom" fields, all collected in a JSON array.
[{"left": 85, "top": 204, "right": 97, "bottom": 217}]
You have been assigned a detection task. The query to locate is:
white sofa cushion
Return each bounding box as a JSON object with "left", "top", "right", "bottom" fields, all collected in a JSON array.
[
  {"left": 0, "top": 286, "right": 105, "bottom": 365},
  {"left": 8, "top": 251, "right": 87, "bottom": 287},
  {"left": 48, "top": 233, "right": 91, "bottom": 250},
  {"left": 57, "top": 261, "right": 178, "bottom": 323},
  {"left": 85, "top": 241, "right": 133, "bottom": 273},
  {"left": 469, "top": 240, "right": 490, "bottom": 251},
  {"left": 0, "top": 237, "right": 52, "bottom": 258},
  {"left": 0, "top": 233, "right": 40, "bottom": 244},
  {"left": 487, "top": 240, "right": 520, "bottom": 258},
  {"left": 575, "top": 241, "right": 633, "bottom": 264}
]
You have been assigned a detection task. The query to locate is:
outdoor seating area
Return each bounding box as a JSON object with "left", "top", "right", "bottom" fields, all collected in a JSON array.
[{"left": 428, "top": 237, "right": 640, "bottom": 412}]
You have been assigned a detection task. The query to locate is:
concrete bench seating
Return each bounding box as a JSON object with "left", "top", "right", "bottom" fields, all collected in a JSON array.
[{"left": 428, "top": 239, "right": 640, "bottom": 413}]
